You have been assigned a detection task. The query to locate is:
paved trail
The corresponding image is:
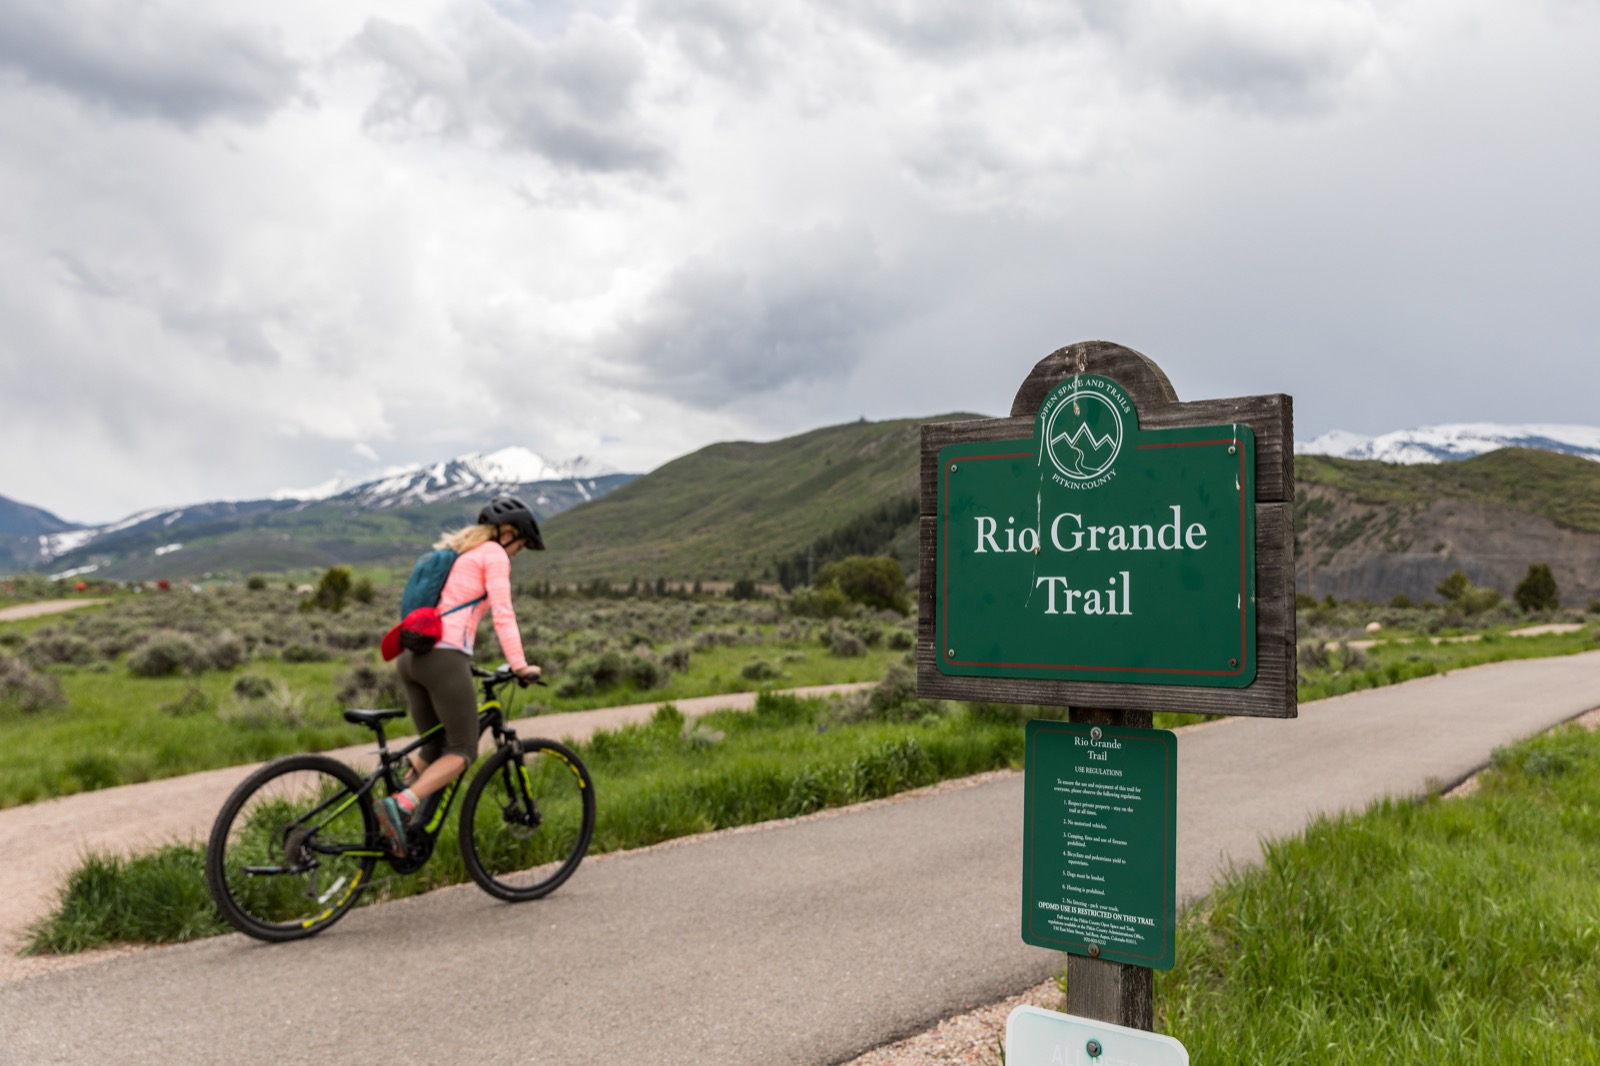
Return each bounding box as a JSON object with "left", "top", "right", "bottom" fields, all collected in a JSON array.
[
  {"left": 4, "top": 652, "right": 1599, "bottom": 1065},
  {"left": 0, "top": 682, "right": 872, "bottom": 966}
]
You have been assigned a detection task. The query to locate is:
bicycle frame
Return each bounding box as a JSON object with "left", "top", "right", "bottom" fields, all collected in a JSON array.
[{"left": 277, "top": 669, "right": 536, "bottom": 868}]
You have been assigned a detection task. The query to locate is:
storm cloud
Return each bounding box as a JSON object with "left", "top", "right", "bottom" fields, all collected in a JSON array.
[
  {"left": 599, "top": 226, "right": 895, "bottom": 406},
  {"left": 0, "top": 0, "right": 1596, "bottom": 525}
]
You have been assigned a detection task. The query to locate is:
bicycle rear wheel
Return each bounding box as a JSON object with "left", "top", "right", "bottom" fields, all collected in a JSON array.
[
  {"left": 205, "top": 754, "right": 379, "bottom": 942},
  {"left": 460, "top": 739, "right": 595, "bottom": 902}
]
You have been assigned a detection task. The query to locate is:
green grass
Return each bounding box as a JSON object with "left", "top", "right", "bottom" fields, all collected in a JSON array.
[
  {"left": 1154, "top": 723, "right": 1600, "bottom": 1063},
  {"left": 0, "top": 626, "right": 904, "bottom": 809},
  {"left": 0, "top": 660, "right": 357, "bottom": 808},
  {"left": 26, "top": 845, "right": 229, "bottom": 953},
  {"left": 25, "top": 692, "right": 1032, "bottom": 953},
  {"left": 1296, "top": 628, "right": 1596, "bottom": 703},
  {"left": 526, "top": 628, "right": 904, "bottom": 712},
  {"left": 2, "top": 614, "right": 1589, "bottom": 811}
]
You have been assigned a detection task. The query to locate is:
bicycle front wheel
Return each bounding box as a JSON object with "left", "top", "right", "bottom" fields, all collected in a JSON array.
[
  {"left": 460, "top": 739, "right": 595, "bottom": 902},
  {"left": 205, "top": 754, "right": 379, "bottom": 942}
]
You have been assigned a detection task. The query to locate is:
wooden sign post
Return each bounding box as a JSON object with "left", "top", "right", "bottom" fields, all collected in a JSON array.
[{"left": 917, "top": 340, "right": 1295, "bottom": 1033}]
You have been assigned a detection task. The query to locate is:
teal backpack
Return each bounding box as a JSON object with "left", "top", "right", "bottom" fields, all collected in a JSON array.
[
  {"left": 399, "top": 548, "right": 472, "bottom": 617},
  {"left": 383, "top": 549, "right": 487, "bottom": 661}
]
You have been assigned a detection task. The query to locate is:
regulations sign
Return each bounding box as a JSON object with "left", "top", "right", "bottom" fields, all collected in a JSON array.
[
  {"left": 936, "top": 374, "right": 1256, "bottom": 687},
  {"left": 1021, "top": 720, "right": 1177, "bottom": 969}
]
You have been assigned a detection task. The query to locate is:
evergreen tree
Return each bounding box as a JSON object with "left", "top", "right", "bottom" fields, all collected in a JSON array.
[{"left": 1514, "top": 563, "right": 1559, "bottom": 612}]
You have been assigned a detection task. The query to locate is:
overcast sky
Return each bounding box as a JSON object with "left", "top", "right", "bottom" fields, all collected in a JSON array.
[{"left": 2, "top": 0, "right": 1597, "bottom": 524}]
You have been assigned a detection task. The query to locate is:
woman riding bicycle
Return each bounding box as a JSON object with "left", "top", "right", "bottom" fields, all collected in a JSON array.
[{"left": 376, "top": 495, "right": 544, "bottom": 854}]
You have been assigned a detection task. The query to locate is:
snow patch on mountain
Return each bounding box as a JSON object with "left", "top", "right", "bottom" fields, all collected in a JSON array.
[
  {"left": 33, "top": 446, "right": 632, "bottom": 564},
  {"left": 1296, "top": 423, "right": 1600, "bottom": 464},
  {"left": 271, "top": 447, "right": 619, "bottom": 508}
]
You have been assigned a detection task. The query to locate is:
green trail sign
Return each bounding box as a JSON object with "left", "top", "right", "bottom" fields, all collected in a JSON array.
[
  {"left": 937, "top": 374, "right": 1256, "bottom": 687},
  {"left": 1021, "top": 720, "right": 1177, "bottom": 970}
]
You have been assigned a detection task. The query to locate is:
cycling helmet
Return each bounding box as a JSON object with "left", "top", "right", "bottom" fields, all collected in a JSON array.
[{"left": 478, "top": 495, "right": 544, "bottom": 551}]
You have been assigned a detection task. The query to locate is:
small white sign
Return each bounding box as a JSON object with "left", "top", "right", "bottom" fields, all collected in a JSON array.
[{"left": 1006, "top": 1006, "right": 1189, "bottom": 1066}]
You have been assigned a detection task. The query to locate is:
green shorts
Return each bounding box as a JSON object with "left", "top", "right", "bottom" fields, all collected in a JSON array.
[{"left": 395, "top": 648, "right": 479, "bottom": 767}]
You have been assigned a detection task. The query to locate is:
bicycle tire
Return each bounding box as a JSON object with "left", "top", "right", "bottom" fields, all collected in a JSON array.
[
  {"left": 205, "top": 753, "right": 378, "bottom": 942},
  {"left": 459, "top": 739, "right": 595, "bottom": 902}
]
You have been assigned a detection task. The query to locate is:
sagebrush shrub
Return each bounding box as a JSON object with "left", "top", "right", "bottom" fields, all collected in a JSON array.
[
  {"left": 280, "top": 643, "right": 334, "bottom": 664},
  {"left": 126, "top": 631, "right": 203, "bottom": 678},
  {"left": 25, "top": 628, "right": 97, "bottom": 667},
  {"left": 741, "top": 660, "right": 781, "bottom": 681},
  {"left": 203, "top": 631, "right": 248, "bottom": 671},
  {"left": 0, "top": 654, "right": 67, "bottom": 714},
  {"left": 554, "top": 675, "right": 596, "bottom": 699},
  {"left": 335, "top": 664, "right": 404, "bottom": 709},
  {"left": 623, "top": 653, "right": 667, "bottom": 690},
  {"left": 161, "top": 685, "right": 214, "bottom": 717},
  {"left": 218, "top": 682, "right": 313, "bottom": 730},
  {"left": 829, "top": 631, "right": 866, "bottom": 658},
  {"left": 232, "top": 674, "right": 273, "bottom": 700}
]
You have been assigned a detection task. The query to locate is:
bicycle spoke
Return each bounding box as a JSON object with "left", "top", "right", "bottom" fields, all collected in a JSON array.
[
  {"left": 460, "top": 740, "right": 594, "bottom": 901},
  {"left": 207, "top": 758, "right": 376, "bottom": 939}
]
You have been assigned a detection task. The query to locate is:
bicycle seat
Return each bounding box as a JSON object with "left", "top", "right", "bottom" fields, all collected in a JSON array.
[{"left": 344, "top": 708, "right": 407, "bottom": 728}]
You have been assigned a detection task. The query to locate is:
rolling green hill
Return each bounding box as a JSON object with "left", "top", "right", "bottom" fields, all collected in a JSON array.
[
  {"left": 533, "top": 437, "right": 1600, "bottom": 604},
  {"left": 526, "top": 415, "right": 980, "bottom": 585}
]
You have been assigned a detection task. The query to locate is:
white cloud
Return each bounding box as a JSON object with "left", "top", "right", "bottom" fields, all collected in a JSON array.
[
  {"left": 0, "top": 0, "right": 1597, "bottom": 525},
  {"left": 349, "top": 3, "right": 666, "bottom": 173}
]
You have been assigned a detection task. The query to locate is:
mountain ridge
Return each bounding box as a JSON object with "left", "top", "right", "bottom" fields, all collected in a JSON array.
[
  {"left": 1297, "top": 423, "right": 1600, "bottom": 465},
  {"left": 3, "top": 445, "right": 640, "bottom": 578}
]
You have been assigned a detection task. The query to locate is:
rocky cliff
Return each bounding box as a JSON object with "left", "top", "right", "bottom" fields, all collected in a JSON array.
[{"left": 1295, "top": 449, "right": 1600, "bottom": 605}]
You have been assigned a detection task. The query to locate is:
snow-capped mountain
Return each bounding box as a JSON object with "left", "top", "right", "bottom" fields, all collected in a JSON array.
[
  {"left": 275, "top": 447, "right": 621, "bottom": 510},
  {"left": 28, "top": 446, "right": 636, "bottom": 568},
  {"left": 1296, "top": 424, "right": 1600, "bottom": 465}
]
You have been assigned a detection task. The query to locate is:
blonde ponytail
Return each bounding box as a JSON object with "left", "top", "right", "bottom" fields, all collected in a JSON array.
[{"left": 435, "top": 523, "right": 501, "bottom": 553}]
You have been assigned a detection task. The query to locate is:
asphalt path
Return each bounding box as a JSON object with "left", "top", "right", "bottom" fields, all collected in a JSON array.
[
  {"left": 5, "top": 651, "right": 1600, "bottom": 1065},
  {"left": 0, "top": 682, "right": 874, "bottom": 961}
]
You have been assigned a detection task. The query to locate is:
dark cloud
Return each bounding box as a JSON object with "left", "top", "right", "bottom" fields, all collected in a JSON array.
[
  {"left": 351, "top": 7, "right": 665, "bottom": 174},
  {"left": 599, "top": 226, "right": 896, "bottom": 406},
  {"left": 1158, "top": 23, "right": 1371, "bottom": 116},
  {"left": 0, "top": 0, "right": 301, "bottom": 125}
]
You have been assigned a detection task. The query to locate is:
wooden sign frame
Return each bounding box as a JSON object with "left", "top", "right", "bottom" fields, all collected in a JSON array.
[{"left": 917, "top": 340, "right": 1297, "bottom": 720}]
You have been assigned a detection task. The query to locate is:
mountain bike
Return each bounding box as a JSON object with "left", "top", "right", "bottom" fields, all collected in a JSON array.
[{"left": 204, "top": 664, "right": 595, "bottom": 942}]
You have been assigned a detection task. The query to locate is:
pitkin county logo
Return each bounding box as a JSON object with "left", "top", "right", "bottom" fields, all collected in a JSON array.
[{"left": 1043, "top": 387, "right": 1124, "bottom": 481}]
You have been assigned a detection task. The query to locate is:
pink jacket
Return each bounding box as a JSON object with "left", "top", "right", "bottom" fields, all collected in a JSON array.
[{"left": 434, "top": 541, "right": 528, "bottom": 671}]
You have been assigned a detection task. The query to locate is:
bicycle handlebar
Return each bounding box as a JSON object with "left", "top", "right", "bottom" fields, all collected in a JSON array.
[{"left": 471, "top": 664, "right": 547, "bottom": 687}]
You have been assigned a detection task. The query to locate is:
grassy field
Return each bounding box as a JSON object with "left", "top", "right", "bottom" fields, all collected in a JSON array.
[
  {"left": 1, "top": 587, "right": 1594, "bottom": 810},
  {"left": 1296, "top": 627, "right": 1599, "bottom": 703},
  {"left": 1153, "top": 722, "right": 1600, "bottom": 1062},
  {"left": 0, "top": 588, "right": 910, "bottom": 809},
  {"left": 21, "top": 615, "right": 1599, "bottom": 955}
]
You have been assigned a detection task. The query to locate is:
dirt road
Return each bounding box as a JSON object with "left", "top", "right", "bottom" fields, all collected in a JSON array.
[{"left": 0, "top": 599, "right": 106, "bottom": 623}]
